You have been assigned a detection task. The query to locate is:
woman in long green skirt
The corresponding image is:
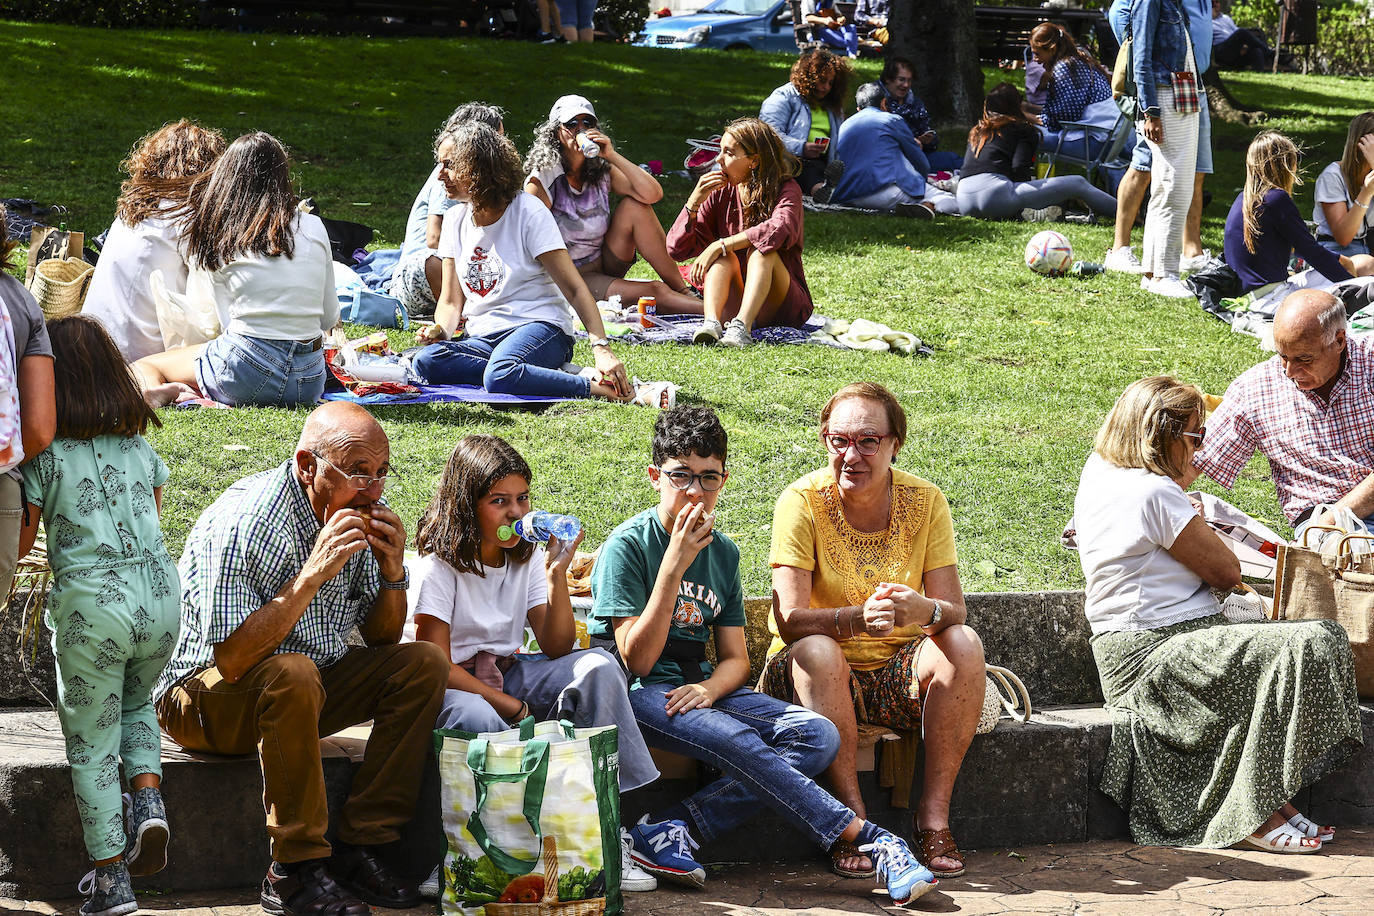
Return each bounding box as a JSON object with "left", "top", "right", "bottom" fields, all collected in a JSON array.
[{"left": 1072, "top": 376, "right": 1363, "bottom": 852}]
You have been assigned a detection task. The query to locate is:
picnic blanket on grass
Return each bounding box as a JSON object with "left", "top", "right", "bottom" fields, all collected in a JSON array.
[
  {"left": 596, "top": 312, "right": 931, "bottom": 356},
  {"left": 323, "top": 383, "right": 570, "bottom": 407}
]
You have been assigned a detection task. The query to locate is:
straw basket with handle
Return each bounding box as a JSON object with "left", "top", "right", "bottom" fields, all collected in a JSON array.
[
  {"left": 1274, "top": 527, "right": 1374, "bottom": 697},
  {"left": 485, "top": 836, "right": 605, "bottom": 916},
  {"left": 27, "top": 257, "right": 94, "bottom": 319}
]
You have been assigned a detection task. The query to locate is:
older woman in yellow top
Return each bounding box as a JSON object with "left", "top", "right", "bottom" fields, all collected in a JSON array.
[{"left": 762, "top": 382, "right": 986, "bottom": 880}]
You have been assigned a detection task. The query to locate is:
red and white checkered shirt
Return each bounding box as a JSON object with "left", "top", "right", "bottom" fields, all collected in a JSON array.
[{"left": 1193, "top": 337, "right": 1374, "bottom": 522}]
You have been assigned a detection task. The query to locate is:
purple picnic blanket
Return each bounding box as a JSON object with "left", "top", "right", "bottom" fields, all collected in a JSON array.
[
  {"left": 322, "top": 384, "right": 571, "bottom": 407},
  {"left": 601, "top": 313, "right": 829, "bottom": 346}
]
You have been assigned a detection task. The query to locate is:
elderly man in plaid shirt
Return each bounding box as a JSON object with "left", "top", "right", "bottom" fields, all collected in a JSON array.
[
  {"left": 154, "top": 401, "right": 448, "bottom": 916},
  {"left": 1181, "top": 290, "right": 1374, "bottom": 528}
]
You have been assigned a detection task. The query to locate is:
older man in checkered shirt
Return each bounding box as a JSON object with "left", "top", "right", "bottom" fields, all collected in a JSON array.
[
  {"left": 1181, "top": 290, "right": 1374, "bottom": 528},
  {"left": 154, "top": 402, "right": 448, "bottom": 916}
]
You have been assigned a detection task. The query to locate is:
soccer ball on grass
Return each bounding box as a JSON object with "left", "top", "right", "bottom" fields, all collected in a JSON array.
[{"left": 1024, "top": 230, "right": 1073, "bottom": 277}]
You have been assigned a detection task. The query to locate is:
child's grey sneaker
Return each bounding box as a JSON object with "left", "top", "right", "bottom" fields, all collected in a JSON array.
[
  {"left": 123, "top": 786, "right": 169, "bottom": 877},
  {"left": 419, "top": 863, "right": 443, "bottom": 900},
  {"left": 78, "top": 861, "right": 138, "bottom": 916},
  {"left": 720, "top": 320, "right": 751, "bottom": 348},
  {"left": 692, "top": 319, "right": 724, "bottom": 345}
]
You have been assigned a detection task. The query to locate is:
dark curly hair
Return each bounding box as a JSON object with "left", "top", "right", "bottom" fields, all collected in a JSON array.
[
  {"left": 415, "top": 434, "right": 535, "bottom": 576},
  {"left": 439, "top": 122, "right": 525, "bottom": 214},
  {"left": 790, "top": 48, "right": 852, "bottom": 112},
  {"left": 652, "top": 405, "right": 729, "bottom": 466}
]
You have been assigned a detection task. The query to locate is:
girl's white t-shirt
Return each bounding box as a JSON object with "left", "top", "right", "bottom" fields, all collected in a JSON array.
[
  {"left": 1073, "top": 453, "right": 1218, "bottom": 634},
  {"left": 408, "top": 549, "right": 549, "bottom": 663},
  {"left": 1312, "top": 161, "right": 1374, "bottom": 243},
  {"left": 83, "top": 215, "right": 186, "bottom": 362},
  {"left": 211, "top": 212, "right": 339, "bottom": 341},
  {"left": 436, "top": 192, "right": 574, "bottom": 339}
]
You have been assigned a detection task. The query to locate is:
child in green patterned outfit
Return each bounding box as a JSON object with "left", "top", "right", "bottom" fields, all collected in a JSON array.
[{"left": 18, "top": 316, "right": 181, "bottom": 916}]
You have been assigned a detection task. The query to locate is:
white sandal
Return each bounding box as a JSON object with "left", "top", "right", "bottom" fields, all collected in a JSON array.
[
  {"left": 1240, "top": 823, "right": 1323, "bottom": 854},
  {"left": 632, "top": 379, "right": 678, "bottom": 409},
  {"left": 1288, "top": 812, "right": 1336, "bottom": 844}
]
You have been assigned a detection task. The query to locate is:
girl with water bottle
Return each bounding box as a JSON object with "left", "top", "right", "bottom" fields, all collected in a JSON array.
[{"left": 410, "top": 431, "right": 659, "bottom": 773}]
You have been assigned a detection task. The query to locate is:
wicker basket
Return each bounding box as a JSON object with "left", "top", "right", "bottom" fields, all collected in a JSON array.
[
  {"left": 683, "top": 136, "right": 722, "bottom": 179},
  {"left": 28, "top": 257, "right": 94, "bottom": 319},
  {"left": 483, "top": 837, "right": 605, "bottom": 916}
]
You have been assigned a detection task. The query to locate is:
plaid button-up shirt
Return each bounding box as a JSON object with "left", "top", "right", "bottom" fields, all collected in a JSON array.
[
  {"left": 154, "top": 460, "right": 382, "bottom": 700},
  {"left": 1193, "top": 338, "right": 1374, "bottom": 523}
]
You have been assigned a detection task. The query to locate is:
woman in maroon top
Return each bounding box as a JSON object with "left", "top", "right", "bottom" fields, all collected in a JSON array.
[{"left": 667, "top": 118, "right": 814, "bottom": 348}]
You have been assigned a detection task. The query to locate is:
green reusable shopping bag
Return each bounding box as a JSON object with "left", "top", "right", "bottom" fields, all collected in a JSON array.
[{"left": 434, "top": 718, "right": 622, "bottom": 916}]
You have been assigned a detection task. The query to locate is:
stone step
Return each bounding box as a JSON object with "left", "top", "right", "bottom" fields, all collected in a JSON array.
[{"left": 5, "top": 703, "right": 1373, "bottom": 897}]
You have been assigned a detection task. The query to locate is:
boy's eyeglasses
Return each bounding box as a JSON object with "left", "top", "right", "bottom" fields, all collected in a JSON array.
[
  {"left": 563, "top": 115, "right": 598, "bottom": 131},
  {"left": 1180, "top": 428, "right": 1207, "bottom": 446},
  {"left": 821, "top": 431, "right": 889, "bottom": 456},
  {"left": 312, "top": 452, "right": 396, "bottom": 489},
  {"left": 658, "top": 468, "right": 726, "bottom": 491}
]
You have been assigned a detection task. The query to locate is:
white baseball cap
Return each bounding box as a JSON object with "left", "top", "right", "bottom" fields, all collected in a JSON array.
[{"left": 550, "top": 95, "right": 597, "bottom": 124}]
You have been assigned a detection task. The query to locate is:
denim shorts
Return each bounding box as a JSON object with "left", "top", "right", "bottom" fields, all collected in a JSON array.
[
  {"left": 1132, "top": 93, "right": 1213, "bottom": 174},
  {"left": 195, "top": 333, "right": 326, "bottom": 408},
  {"left": 555, "top": 0, "right": 596, "bottom": 29}
]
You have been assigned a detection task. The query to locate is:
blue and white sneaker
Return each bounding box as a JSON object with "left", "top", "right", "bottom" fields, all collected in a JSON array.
[
  {"left": 123, "top": 787, "right": 169, "bottom": 877},
  {"left": 78, "top": 861, "right": 137, "bottom": 916},
  {"left": 859, "top": 834, "right": 937, "bottom": 907},
  {"left": 626, "top": 815, "right": 705, "bottom": 888}
]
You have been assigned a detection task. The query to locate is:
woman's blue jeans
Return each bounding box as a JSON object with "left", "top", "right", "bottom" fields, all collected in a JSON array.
[
  {"left": 411, "top": 320, "right": 589, "bottom": 398},
  {"left": 629, "top": 684, "right": 853, "bottom": 849}
]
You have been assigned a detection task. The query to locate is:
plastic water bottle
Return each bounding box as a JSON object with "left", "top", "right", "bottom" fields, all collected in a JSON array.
[
  {"left": 498, "top": 510, "right": 582, "bottom": 545},
  {"left": 1069, "top": 260, "right": 1104, "bottom": 276}
]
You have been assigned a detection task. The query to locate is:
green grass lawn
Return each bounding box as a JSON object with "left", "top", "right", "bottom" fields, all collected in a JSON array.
[{"left": 4, "top": 20, "right": 1372, "bottom": 595}]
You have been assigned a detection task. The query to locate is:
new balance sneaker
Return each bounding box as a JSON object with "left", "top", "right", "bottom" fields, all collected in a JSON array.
[
  {"left": 1103, "top": 246, "right": 1146, "bottom": 274},
  {"left": 620, "top": 828, "right": 658, "bottom": 892},
  {"left": 692, "top": 319, "right": 723, "bottom": 345},
  {"left": 123, "top": 786, "right": 169, "bottom": 877},
  {"left": 1020, "top": 205, "right": 1063, "bottom": 223},
  {"left": 1180, "top": 249, "right": 1213, "bottom": 273},
  {"left": 720, "top": 319, "right": 751, "bottom": 348},
  {"left": 627, "top": 816, "right": 705, "bottom": 888},
  {"left": 419, "top": 863, "right": 443, "bottom": 901},
  {"left": 78, "top": 861, "right": 137, "bottom": 916},
  {"left": 859, "top": 834, "right": 937, "bottom": 907}
]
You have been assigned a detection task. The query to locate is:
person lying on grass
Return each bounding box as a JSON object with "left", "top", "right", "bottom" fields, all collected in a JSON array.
[{"left": 412, "top": 122, "right": 631, "bottom": 401}]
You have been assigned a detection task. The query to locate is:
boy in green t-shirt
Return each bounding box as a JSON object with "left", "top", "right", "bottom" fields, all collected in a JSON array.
[{"left": 589, "top": 405, "right": 935, "bottom": 906}]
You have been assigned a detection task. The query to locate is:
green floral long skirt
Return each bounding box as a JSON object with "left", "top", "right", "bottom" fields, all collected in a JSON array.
[{"left": 1091, "top": 613, "right": 1364, "bottom": 847}]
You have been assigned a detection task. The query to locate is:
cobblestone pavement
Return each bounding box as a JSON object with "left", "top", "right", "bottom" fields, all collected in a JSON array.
[{"left": 5, "top": 829, "right": 1373, "bottom": 915}]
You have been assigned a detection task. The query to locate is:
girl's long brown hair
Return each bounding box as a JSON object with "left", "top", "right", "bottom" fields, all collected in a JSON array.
[
  {"left": 1029, "top": 22, "right": 1107, "bottom": 95},
  {"left": 724, "top": 117, "right": 801, "bottom": 230},
  {"left": 117, "top": 120, "right": 226, "bottom": 227},
  {"left": 1242, "top": 131, "right": 1301, "bottom": 253},
  {"left": 182, "top": 131, "right": 299, "bottom": 272},
  {"left": 968, "top": 83, "right": 1030, "bottom": 157},
  {"left": 1339, "top": 111, "right": 1374, "bottom": 201},
  {"left": 47, "top": 317, "right": 161, "bottom": 439},
  {"left": 415, "top": 435, "right": 534, "bottom": 576}
]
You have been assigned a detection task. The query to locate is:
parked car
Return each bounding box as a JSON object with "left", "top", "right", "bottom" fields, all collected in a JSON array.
[{"left": 633, "top": 0, "right": 797, "bottom": 51}]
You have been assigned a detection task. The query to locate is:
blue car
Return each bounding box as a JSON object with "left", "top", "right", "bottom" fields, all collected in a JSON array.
[{"left": 633, "top": 0, "right": 798, "bottom": 51}]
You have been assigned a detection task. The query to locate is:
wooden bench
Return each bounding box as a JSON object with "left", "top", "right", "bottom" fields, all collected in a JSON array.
[
  {"left": 196, "top": 0, "right": 504, "bottom": 35},
  {"left": 974, "top": 4, "right": 1108, "bottom": 64}
]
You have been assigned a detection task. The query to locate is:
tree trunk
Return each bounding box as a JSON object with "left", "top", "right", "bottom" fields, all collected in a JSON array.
[
  {"left": 1202, "top": 67, "right": 1267, "bottom": 125},
  {"left": 885, "top": 0, "right": 982, "bottom": 125}
]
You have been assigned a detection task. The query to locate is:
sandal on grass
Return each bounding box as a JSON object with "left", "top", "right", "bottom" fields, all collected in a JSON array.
[
  {"left": 915, "top": 827, "right": 966, "bottom": 878},
  {"left": 1287, "top": 813, "right": 1336, "bottom": 844},
  {"left": 828, "top": 838, "right": 876, "bottom": 879},
  {"left": 1240, "top": 824, "right": 1322, "bottom": 854}
]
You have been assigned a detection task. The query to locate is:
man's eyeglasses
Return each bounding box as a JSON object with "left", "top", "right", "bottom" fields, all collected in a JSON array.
[
  {"left": 1180, "top": 427, "right": 1207, "bottom": 446},
  {"left": 658, "top": 467, "right": 726, "bottom": 491},
  {"left": 563, "top": 115, "right": 597, "bottom": 131},
  {"left": 822, "top": 431, "right": 889, "bottom": 456},
  {"left": 312, "top": 452, "right": 396, "bottom": 489}
]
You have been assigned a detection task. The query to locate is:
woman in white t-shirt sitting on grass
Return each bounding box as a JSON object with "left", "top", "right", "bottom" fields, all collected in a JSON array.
[
  {"left": 1313, "top": 112, "right": 1374, "bottom": 259},
  {"left": 1072, "top": 376, "right": 1361, "bottom": 854},
  {"left": 412, "top": 122, "right": 631, "bottom": 401},
  {"left": 132, "top": 132, "right": 338, "bottom": 408}
]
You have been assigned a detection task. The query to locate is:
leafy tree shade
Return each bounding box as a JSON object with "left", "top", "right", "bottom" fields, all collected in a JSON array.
[{"left": 885, "top": 0, "right": 983, "bottom": 124}]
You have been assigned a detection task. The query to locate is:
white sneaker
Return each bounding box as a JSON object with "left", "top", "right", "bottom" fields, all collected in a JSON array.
[
  {"left": 1141, "top": 275, "right": 1195, "bottom": 299},
  {"left": 1103, "top": 246, "right": 1146, "bottom": 274},
  {"left": 620, "top": 828, "right": 659, "bottom": 892},
  {"left": 419, "top": 863, "right": 442, "bottom": 900},
  {"left": 720, "top": 319, "right": 751, "bottom": 348},
  {"left": 1180, "top": 249, "right": 1213, "bottom": 273},
  {"left": 692, "top": 318, "right": 723, "bottom": 345},
  {"left": 1021, "top": 205, "right": 1062, "bottom": 223}
]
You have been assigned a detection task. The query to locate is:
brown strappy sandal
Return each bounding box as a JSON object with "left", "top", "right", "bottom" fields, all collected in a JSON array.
[
  {"left": 828, "top": 838, "right": 877, "bottom": 878},
  {"left": 915, "top": 826, "right": 966, "bottom": 878}
]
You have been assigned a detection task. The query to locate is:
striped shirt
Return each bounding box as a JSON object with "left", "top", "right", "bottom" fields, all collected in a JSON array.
[
  {"left": 154, "top": 460, "right": 382, "bottom": 700},
  {"left": 1192, "top": 338, "right": 1374, "bottom": 523}
]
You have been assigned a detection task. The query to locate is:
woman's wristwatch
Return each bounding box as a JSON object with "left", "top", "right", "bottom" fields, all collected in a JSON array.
[
  {"left": 589, "top": 336, "right": 611, "bottom": 348},
  {"left": 926, "top": 599, "right": 943, "bottom": 628}
]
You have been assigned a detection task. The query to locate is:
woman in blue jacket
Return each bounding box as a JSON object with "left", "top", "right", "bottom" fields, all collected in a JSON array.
[{"left": 760, "top": 49, "right": 851, "bottom": 200}]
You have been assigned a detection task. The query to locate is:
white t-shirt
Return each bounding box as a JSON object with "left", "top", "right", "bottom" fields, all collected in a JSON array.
[
  {"left": 1073, "top": 453, "right": 1219, "bottom": 634},
  {"left": 436, "top": 192, "right": 574, "bottom": 339},
  {"left": 210, "top": 212, "right": 339, "bottom": 341},
  {"left": 400, "top": 165, "right": 461, "bottom": 259},
  {"left": 408, "top": 550, "right": 549, "bottom": 663},
  {"left": 1312, "top": 161, "right": 1374, "bottom": 243},
  {"left": 83, "top": 215, "right": 186, "bottom": 362}
]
